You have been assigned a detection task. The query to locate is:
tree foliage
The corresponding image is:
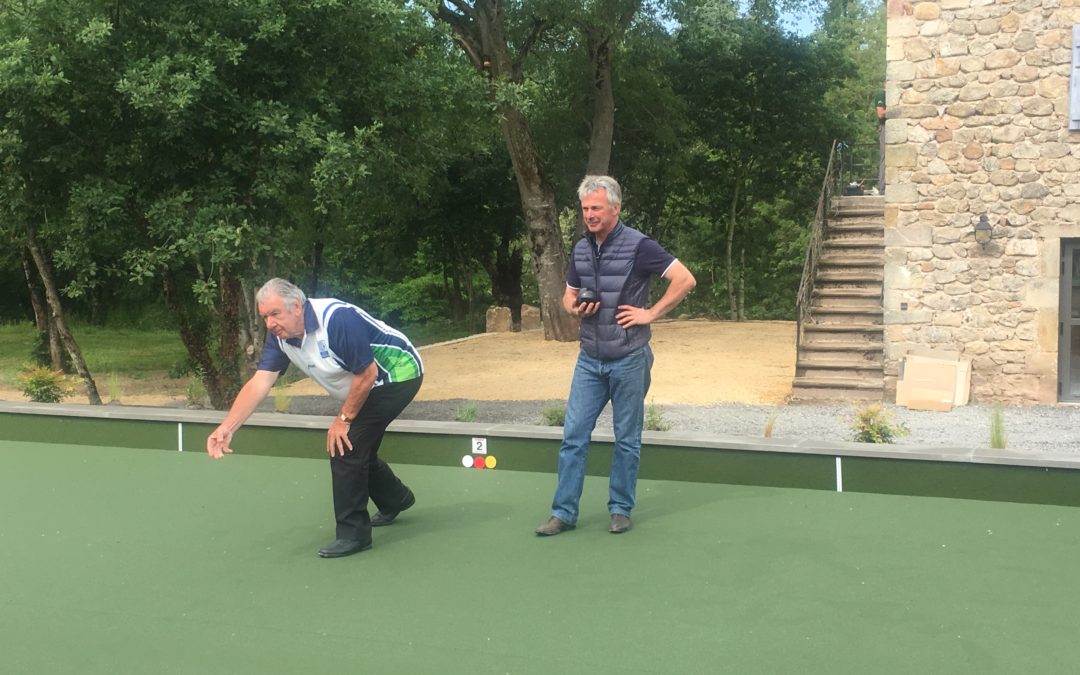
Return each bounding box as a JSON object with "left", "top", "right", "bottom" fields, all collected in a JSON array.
[
  {"left": 638, "top": 0, "right": 857, "bottom": 319},
  {"left": 0, "top": 0, "right": 883, "bottom": 408}
]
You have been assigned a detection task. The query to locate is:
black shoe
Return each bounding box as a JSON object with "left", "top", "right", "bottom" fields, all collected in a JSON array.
[
  {"left": 535, "top": 516, "right": 575, "bottom": 536},
  {"left": 371, "top": 489, "right": 416, "bottom": 527},
  {"left": 609, "top": 514, "right": 632, "bottom": 534},
  {"left": 317, "top": 538, "right": 372, "bottom": 558}
]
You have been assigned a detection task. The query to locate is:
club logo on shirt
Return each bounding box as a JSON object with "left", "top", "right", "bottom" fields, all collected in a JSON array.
[{"left": 317, "top": 339, "right": 330, "bottom": 359}]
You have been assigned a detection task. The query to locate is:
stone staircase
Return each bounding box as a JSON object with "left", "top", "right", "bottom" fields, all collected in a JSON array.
[{"left": 791, "top": 195, "right": 885, "bottom": 401}]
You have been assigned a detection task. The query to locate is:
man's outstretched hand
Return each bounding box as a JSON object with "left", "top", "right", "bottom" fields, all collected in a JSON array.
[{"left": 206, "top": 426, "right": 235, "bottom": 459}]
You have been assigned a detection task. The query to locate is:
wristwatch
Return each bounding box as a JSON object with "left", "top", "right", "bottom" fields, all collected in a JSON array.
[{"left": 339, "top": 413, "right": 352, "bottom": 423}]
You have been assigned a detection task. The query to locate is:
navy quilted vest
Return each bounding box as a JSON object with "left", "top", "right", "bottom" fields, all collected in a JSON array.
[{"left": 572, "top": 221, "right": 653, "bottom": 360}]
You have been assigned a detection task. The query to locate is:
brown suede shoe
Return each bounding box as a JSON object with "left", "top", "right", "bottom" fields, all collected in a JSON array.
[
  {"left": 535, "top": 516, "right": 575, "bottom": 536},
  {"left": 609, "top": 514, "right": 632, "bottom": 534}
]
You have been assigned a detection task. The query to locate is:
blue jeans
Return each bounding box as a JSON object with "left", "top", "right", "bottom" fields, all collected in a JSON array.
[{"left": 550, "top": 346, "right": 654, "bottom": 524}]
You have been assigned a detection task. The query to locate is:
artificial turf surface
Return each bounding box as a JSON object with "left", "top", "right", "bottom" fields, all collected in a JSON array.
[{"left": 2, "top": 440, "right": 1079, "bottom": 674}]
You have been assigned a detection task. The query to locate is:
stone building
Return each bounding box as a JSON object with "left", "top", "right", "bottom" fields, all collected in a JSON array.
[{"left": 883, "top": 0, "right": 1080, "bottom": 403}]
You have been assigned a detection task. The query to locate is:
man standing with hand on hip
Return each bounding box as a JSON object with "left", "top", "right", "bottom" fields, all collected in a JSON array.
[
  {"left": 536, "top": 176, "right": 696, "bottom": 537},
  {"left": 206, "top": 278, "right": 423, "bottom": 558}
]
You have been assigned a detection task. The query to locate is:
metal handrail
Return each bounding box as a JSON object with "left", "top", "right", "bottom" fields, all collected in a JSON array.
[
  {"left": 795, "top": 140, "right": 843, "bottom": 360},
  {"left": 837, "top": 142, "right": 881, "bottom": 193}
]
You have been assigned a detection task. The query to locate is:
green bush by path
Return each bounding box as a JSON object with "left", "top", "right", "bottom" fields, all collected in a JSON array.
[
  {"left": 455, "top": 402, "right": 479, "bottom": 423},
  {"left": 541, "top": 405, "right": 566, "bottom": 426},
  {"left": 850, "top": 404, "right": 909, "bottom": 444},
  {"left": 17, "top": 365, "right": 72, "bottom": 403}
]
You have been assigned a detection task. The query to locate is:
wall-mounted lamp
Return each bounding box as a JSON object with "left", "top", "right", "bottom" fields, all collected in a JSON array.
[{"left": 974, "top": 214, "right": 992, "bottom": 245}]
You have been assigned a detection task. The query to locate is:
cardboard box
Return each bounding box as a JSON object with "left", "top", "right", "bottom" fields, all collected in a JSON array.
[
  {"left": 907, "top": 346, "right": 960, "bottom": 361},
  {"left": 954, "top": 359, "right": 971, "bottom": 406},
  {"left": 895, "top": 350, "right": 973, "bottom": 411},
  {"left": 896, "top": 355, "right": 958, "bottom": 412}
]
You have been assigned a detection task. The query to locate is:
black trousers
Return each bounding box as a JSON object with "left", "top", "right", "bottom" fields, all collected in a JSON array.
[{"left": 330, "top": 375, "right": 422, "bottom": 542}]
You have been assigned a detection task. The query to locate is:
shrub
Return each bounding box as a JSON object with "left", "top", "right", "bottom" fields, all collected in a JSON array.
[
  {"left": 989, "top": 404, "right": 1007, "bottom": 450},
  {"left": 186, "top": 377, "right": 209, "bottom": 409},
  {"left": 644, "top": 404, "right": 671, "bottom": 432},
  {"left": 850, "top": 404, "right": 909, "bottom": 444},
  {"left": 17, "top": 365, "right": 71, "bottom": 403},
  {"left": 455, "top": 402, "right": 478, "bottom": 423},
  {"left": 542, "top": 405, "right": 566, "bottom": 426}
]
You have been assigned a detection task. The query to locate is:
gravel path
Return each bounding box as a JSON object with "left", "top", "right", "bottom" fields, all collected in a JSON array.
[{"left": 279, "top": 396, "right": 1080, "bottom": 456}]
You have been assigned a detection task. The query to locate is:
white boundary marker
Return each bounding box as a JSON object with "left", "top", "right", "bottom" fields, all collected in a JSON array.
[
  {"left": 178, "top": 422, "right": 183, "bottom": 452},
  {"left": 835, "top": 456, "right": 843, "bottom": 492}
]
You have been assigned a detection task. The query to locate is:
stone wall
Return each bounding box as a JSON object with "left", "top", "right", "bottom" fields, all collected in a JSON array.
[{"left": 884, "top": 0, "right": 1080, "bottom": 403}]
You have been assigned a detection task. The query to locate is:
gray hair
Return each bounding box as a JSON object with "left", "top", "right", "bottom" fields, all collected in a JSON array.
[
  {"left": 256, "top": 278, "right": 307, "bottom": 311},
  {"left": 577, "top": 175, "right": 622, "bottom": 207}
]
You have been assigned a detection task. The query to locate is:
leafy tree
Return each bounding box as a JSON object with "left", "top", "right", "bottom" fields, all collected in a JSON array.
[
  {"left": 575, "top": 0, "right": 643, "bottom": 176},
  {"left": 669, "top": 0, "right": 851, "bottom": 319},
  {"left": 817, "top": 0, "right": 886, "bottom": 148},
  {"left": 432, "top": 0, "right": 578, "bottom": 341},
  {"left": 0, "top": 0, "right": 115, "bottom": 402},
  {"left": 1, "top": 0, "right": 496, "bottom": 408},
  {"left": 0, "top": 0, "right": 889, "bottom": 379}
]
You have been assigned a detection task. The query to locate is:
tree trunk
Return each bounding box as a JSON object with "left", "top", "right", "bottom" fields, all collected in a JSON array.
[
  {"left": 21, "top": 248, "right": 65, "bottom": 370},
  {"left": 577, "top": 1, "right": 638, "bottom": 236},
  {"left": 573, "top": 32, "right": 617, "bottom": 242},
  {"left": 437, "top": 0, "right": 577, "bottom": 341},
  {"left": 162, "top": 272, "right": 224, "bottom": 409},
  {"left": 725, "top": 215, "right": 737, "bottom": 321},
  {"left": 498, "top": 107, "right": 577, "bottom": 341},
  {"left": 738, "top": 246, "right": 746, "bottom": 321},
  {"left": 24, "top": 225, "right": 102, "bottom": 404},
  {"left": 726, "top": 171, "right": 746, "bottom": 321},
  {"left": 585, "top": 35, "right": 616, "bottom": 176},
  {"left": 216, "top": 269, "right": 244, "bottom": 405},
  {"left": 484, "top": 233, "right": 524, "bottom": 330},
  {"left": 445, "top": 270, "right": 467, "bottom": 322},
  {"left": 455, "top": 250, "right": 476, "bottom": 327},
  {"left": 239, "top": 277, "right": 262, "bottom": 373},
  {"left": 308, "top": 236, "right": 324, "bottom": 296}
]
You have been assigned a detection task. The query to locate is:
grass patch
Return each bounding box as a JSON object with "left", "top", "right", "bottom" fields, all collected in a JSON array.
[
  {"left": 402, "top": 319, "right": 475, "bottom": 347},
  {"left": 644, "top": 404, "right": 671, "bottom": 432},
  {"left": 763, "top": 410, "right": 779, "bottom": 438},
  {"left": 455, "top": 402, "right": 479, "bottom": 423},
  {"left": 541, "top": 405, "right": 566, "bottom": 426},
  {"left": 106, "top": 372, "right": 123, "bottom": 403},
  {"left": 272, "top": 380, "right": 291, "bottom": 413},
  {"left": 989, "top": 403, "right": 1007, "bottom": 449},
  {"left": 0, "top": 322, "right": 187, "bottom": 387}
]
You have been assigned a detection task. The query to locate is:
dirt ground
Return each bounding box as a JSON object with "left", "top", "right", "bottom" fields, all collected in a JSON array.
[
  {"left": 406, "top": 320, "right": 796, "bottom": 405},
  {"left": 0, "top": 320, "right": 797, "bottom": 407}
]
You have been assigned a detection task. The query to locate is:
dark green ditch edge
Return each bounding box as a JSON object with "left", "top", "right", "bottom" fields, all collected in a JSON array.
[{"left": 2, "top": 402, "right": 1079, "bottom": 507}]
